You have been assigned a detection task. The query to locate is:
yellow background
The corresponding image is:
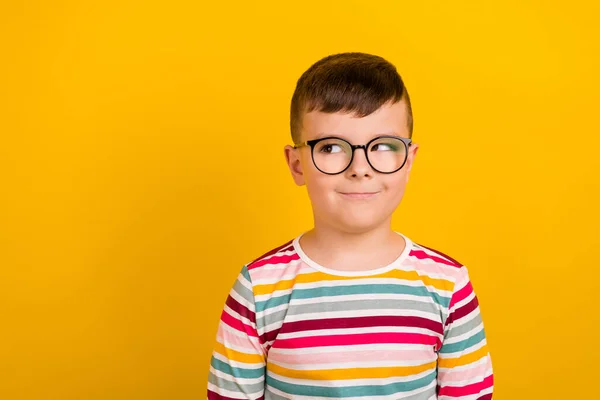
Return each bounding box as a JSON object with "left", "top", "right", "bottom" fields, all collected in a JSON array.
[{"left": 1, "top": 1, "right": 599, "bottom": 398}]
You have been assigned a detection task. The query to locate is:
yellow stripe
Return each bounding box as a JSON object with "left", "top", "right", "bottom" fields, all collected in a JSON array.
[
  {"left": 438, "top": 344, "right": 489, "bottom": 368},
  {"left": 267, "top": 360, "right": 436, "bottom": 380},
  {"left": 254, "top": 277, "right": 295, "bottom": 296},
  {"left": 214, "top": 341, "right": 264, "bottom": 364},
  {"left": 253, "top": 269, "right": 453, "bottom": 296}
]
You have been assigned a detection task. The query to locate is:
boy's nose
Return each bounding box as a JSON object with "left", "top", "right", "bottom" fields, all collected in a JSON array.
[{"left": 346, "top": 147, "right": 373, "bottom": 177}]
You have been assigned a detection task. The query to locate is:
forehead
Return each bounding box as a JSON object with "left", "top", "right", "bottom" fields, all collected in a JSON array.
[{"left": 301, "top": 100, "right": 409, "bottom": 142}]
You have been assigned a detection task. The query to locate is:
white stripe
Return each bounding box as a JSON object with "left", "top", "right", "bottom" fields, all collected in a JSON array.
[
  {"left": 440, "top": 338, "right": 487, "bottom": 359},
  {"left": 250, "top": 260, "right": 305, "bottom": 282},
  {"left": 217, "top": 335, "right": 263, "bottom": 355},
  {"left": 396, "top": 263, "right": 461, "bottom": 281},
  {"left": 256, "top": 282, "right": 452, "bottom": 305},
  {"left": 256, "top": 302, "right": 290, "bottom": 320},
  {"left": 443, "top": 323, "right": 484, "bottom": 345},
  {"left": 288, "top": 292, "right": 439, "bottom": 306},
  {"left": 219, "top": 323, "right": 263, "bottom": 347},
  {"left": 287, "top": 276, "right": 453, "bottom": 292},
  {"left": 408, "top": 247, "right": 461, "bottom": 266},
  {"left": 266, "top": 379, "right": 437, "bottom": 400},
  {"left": 238, "top": 273, "right": 254, "bottom": 292},
  {"left": 280, "top": 308, "right": 443, "bottom": 323},
  {"left": 445, "top": 307, "right": 480, "bottom": 332},
  {"left": 210, "top": 365, "right": 265, "bottom": 385},
  {"left": 223, "top": 304, "right": 255, "bottom": 329},
  {"left": 437, "top": 355, "right": 489, "bottom": 373},
  {"left": 452, "top": 289, "right": 476, "bottom": 310},
  {"left": 268, "top": 356, "right": 437, "bottom": 370},
  {"left": 438, "top": 365, "right": 493, "bottom": 387},
  {"left": 255, "top": 288, "right": 293, "bottom": 303},
  {"left": 230, "top": 287, "right": 255, "bottom": 312}
]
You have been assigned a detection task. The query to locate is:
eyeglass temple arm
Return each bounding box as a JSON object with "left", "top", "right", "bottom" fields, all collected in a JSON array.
[{"left": 293, "top": 142, "right": 308, "bottom": 149}]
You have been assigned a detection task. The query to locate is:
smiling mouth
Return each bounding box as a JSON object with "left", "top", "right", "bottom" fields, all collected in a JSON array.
[{"left": 338, "top": 192, "right": 380, "bottom": 199}]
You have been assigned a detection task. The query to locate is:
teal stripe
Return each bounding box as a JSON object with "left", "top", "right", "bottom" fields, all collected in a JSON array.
[
  {"left": 241, "top": 266, "right": 252, "bottom": 283},
  {"left": 266, "top": 370, "right": 437, "bottom": 398},
  {"left": 208, "top": 370, "right": 264, "bottom": 393},
  {"left": 256, "top": 292, "right": 292, "bottom": 313},
  {"left": 440, "top": 328, "right": 486, "bottom": 354},
  {"left": 211, "top": 356, "right": 265, "bottom": 380},
  {"left": 257, "top": 284, "right": 450, "bottom": 313}
]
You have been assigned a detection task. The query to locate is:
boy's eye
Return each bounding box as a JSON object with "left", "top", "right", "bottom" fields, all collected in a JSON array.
[
  {"left": 318, "top": 143, "right": 343, "bottom": 154},
  {"left": 371, "top": 142, "right": 398, "bottom": 152}
]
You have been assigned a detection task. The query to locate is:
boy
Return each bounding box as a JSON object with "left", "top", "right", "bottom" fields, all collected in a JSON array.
[{"left": 207, "top": 52, "right": 493, "bottom": 399}]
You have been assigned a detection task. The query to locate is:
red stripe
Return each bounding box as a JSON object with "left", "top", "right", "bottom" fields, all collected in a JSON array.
[
  {"left": 247, "top": 253, "right": 299, "bottom": 270},
  {"left": 272, "top": 332, "right": 438, "bottom": 349},
  {"left": 279, "top": 315, "right": 444, "bottom": 336},
  {"left": 260, "top": 327, "right": 280, "bottom": 345},
  {"left": 220, "top": 309, "right": 259, "bottom": 337},
  {"left": 226, "top": 294, "right": 256, "bottom": 324},
  {"left": 449, "top": 281, "right": 473, "bottom": 310},
  {"left": 411, "top": 247, "right": 462, "bottom": 268},
  {"left": 247, "top": 241, "right": 294, "bottom": 270},
  {"left": 438, "top": 374, "right": 493, "bottom": 397},
  {"left": 446, "top": 295, "right": 479, "bottom": 327}
]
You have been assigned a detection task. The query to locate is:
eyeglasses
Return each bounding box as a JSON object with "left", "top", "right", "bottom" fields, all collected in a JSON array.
[{"left": 293, "top": 136, "right": 412, "bottom": 175}]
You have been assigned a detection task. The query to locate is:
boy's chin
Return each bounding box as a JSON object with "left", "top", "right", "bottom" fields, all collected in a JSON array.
[{"left": 334, "top": 216, "right": 390, "bottom": 234}]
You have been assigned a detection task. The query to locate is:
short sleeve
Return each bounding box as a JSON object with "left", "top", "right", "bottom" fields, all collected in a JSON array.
[
  {"left": 437, "top": 265, "right": 494, "bottom": 399},
  {"left": 207, "top": 266, "right": 266, "bottom": 400}
]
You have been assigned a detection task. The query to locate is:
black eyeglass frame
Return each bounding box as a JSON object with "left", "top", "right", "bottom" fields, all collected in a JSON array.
[{"left": 293, "top": 135, "right": 413, "bottom": 175}]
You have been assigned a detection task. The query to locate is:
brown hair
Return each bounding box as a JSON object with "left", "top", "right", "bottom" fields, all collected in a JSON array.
[{"left": 290, "top": 52, "right": 413, "bottom": 144}]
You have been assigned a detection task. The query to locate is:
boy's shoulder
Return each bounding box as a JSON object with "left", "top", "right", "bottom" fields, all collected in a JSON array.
[
  {"left": 244, "top": 237, "right": 297, "bottom": 272},
  {"left": 241, "top": 233, "right": 469, "bottom": 285},
  {"left": 409, "top": 240, "right": 465, "bottom": 269},
  {"left": 408, "top": 240, "right": 473, "bottom": 295}
]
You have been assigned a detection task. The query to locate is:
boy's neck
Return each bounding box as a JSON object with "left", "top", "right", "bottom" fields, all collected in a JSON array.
[{"left": 299, "top": 222, "right": 407, "bottom": 272}]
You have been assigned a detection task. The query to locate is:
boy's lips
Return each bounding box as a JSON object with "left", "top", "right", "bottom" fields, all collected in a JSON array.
[{"left": 338, "top": 191, "right": 380, "bottom": 199}]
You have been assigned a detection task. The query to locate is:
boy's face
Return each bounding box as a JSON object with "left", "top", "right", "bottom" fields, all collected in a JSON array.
[{"left": 284, "top": 100, "right": 419, "bottom": 234}]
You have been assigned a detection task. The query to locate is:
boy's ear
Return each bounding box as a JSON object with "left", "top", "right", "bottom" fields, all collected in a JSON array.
[
  {"left": 405, "top": 142, "right": 419, "bottom": 183},
  {"left": 284, "top": 145, "right": 306, "bottom": 186}
]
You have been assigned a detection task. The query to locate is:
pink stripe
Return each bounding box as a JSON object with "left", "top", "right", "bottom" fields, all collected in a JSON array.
[
  {"left": 247, "top": 253, "right": 300, "bottom": 270},
  {"left": 449, "top": 281, "right": 473, "bottom": 309},
  {"left": 402, "top": 259, "right": 461, "bottom": 281},
  {"left": 220, "top": 309, "right": 259, "bottom": 338},
  {"left": 268, "top": 348, "right": 433, "bottom": 364},
  {"left": 251, "top": 260, "right": 307, "bottom": 282},
  {"left": 438, "top": 374, "right": 494, "bottom": 397},
  {"left": 438, "top": 357, "right": 491, "bottom": 382},
  {"left": 409, "top": 249, "right": 460, "bottom": 267},
  {"left": 217, "top": 324, "right": 261, "bottom": 352},
  {"left": 272, "top": 332, "right": 438, "bottom": 349}
]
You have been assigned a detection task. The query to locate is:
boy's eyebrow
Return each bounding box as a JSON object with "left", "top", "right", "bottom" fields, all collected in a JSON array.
[{"left": 310, "top": 131, "right": 402, "bottom": 140}]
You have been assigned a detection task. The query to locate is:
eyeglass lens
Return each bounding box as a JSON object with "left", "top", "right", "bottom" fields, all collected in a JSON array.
[{"left": 311, "top": 137, "right": 408, "bottom": 174}]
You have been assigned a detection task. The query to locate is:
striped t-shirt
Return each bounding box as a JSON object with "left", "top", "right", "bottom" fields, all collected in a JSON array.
[{"left": 208, "top": 232, "right": 494, "bottom": 399}]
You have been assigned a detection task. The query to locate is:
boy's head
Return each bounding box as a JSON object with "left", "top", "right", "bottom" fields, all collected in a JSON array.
[{"left": 285, "top": 52, "right": 419, "bottom": 234}]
